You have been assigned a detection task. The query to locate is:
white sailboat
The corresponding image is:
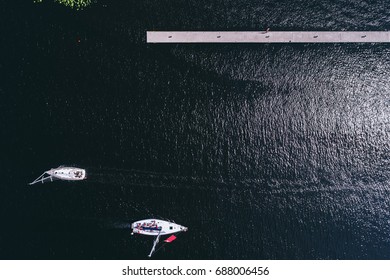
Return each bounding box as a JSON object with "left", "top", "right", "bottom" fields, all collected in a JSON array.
[
  {"left": 131, "top": 219, "right": 188, "bottom": 257},
  {"left": 29, "top": 166, "right": 87, "bottom": 185}
]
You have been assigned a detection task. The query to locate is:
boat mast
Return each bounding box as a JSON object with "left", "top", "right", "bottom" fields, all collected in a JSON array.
[
  {"left": 29, "top": 172, "right": 50, "bottom": 185},
  {"left": 148, "top": 231, "right": 161, "bottom": 257}
]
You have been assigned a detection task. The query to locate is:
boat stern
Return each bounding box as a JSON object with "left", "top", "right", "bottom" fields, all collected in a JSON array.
[{"left": 130, "top": 222, "right": 136, "bottom": 234}]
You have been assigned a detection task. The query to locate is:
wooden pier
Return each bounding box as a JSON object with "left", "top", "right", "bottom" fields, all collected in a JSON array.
[{"left": 147, "top": 31, "right": 390, "bottom": 43}]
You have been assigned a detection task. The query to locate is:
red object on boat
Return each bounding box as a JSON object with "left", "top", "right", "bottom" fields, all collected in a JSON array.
[{"left": 164, "top": 235, "right": 177, "bottom": 243}]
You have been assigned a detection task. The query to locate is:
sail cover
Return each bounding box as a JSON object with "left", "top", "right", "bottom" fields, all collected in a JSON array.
[{"left": 164, "top": 235, "right": 177, "bottom": 243}]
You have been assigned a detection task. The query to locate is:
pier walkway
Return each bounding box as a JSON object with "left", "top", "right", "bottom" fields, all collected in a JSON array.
[{"left": 147, "top": 31, "right": 390, "bottom": 43}]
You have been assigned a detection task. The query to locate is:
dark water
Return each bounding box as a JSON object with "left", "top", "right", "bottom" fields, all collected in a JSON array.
[{"left": 1, "top": 0, "right": 390, "bottom": 259}]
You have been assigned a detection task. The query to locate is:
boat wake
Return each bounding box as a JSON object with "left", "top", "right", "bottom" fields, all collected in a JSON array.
[
  {"left": 104, "top": 221, "right": 132, "bottom": 229},
  {"left": 83, "top": 167, "right": 222, "bottom": 190},
  {"left": 82, "top": 166, "right": 390, "bottom": 195}
]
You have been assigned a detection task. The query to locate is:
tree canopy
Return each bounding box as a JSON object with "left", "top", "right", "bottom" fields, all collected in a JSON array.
[{"left": 35, "top": 0, "right": 93, "bottom": 10}]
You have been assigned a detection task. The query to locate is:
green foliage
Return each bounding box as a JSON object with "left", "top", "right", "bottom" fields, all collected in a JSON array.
[
  {"left": 56, "top": 0, "right": 92, "bottom": 9},
  {"left": 34, "top": 0, "right": 93, "bottom": 10}
]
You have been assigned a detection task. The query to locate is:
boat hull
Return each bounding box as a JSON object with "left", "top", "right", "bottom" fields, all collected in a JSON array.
[
  {"left": 131, "top": 219, "right": 187, "bottom": 236},
  {"left": 46, "top": 167, "right": 87, "bottom": 181}
]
